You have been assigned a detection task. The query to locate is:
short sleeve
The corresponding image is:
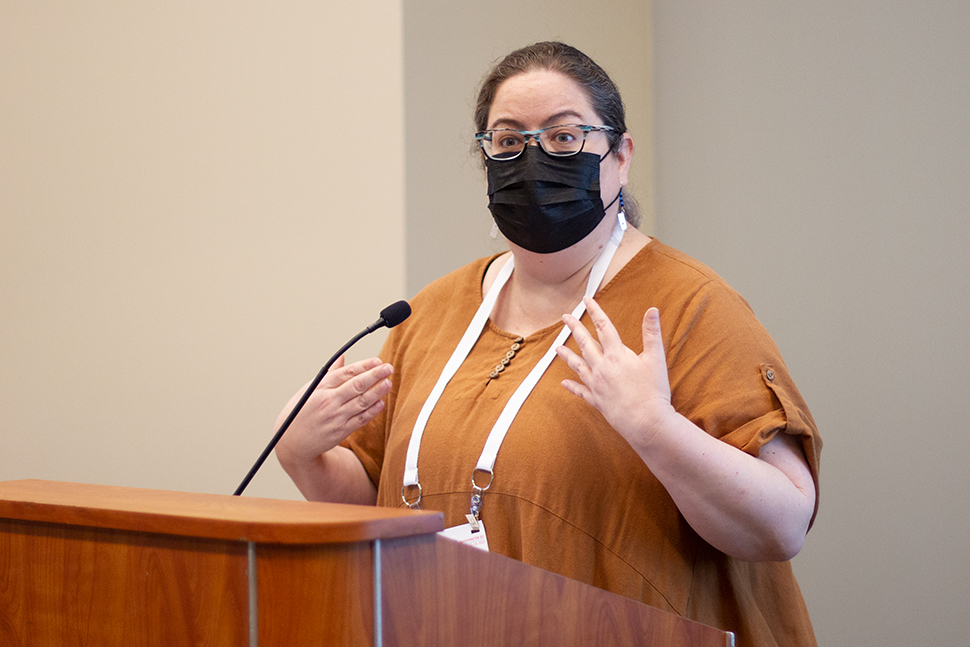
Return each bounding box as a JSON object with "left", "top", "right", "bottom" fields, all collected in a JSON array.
[
  {"left": 341, "top": 409, "right": 386, "bottom": 490},
  {"left": 661, "top": 278, "right": 822, "bottom": 526}
]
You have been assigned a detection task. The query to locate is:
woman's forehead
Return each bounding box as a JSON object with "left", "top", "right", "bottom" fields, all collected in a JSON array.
[{"left": 487, "top": 69, "right": 597, "bottom": 130}]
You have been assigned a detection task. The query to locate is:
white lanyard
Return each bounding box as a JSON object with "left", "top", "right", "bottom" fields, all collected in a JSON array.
[{"left": 401, "top": 214, "right": 627, "bottom": 517}]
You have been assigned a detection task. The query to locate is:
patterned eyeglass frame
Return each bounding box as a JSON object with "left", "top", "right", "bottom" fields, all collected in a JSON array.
[{"left": 475, "top": 124, "right": 615, "bottom": 160}]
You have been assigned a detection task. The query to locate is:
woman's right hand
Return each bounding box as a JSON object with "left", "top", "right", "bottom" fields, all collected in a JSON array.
[{"left": 274, "top": 356, "right": 392, "bottom": 502}]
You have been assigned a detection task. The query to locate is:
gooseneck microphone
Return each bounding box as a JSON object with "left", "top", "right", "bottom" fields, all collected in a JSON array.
[{"left": 233, "top": 300, "right": 411, "bottom": 496}]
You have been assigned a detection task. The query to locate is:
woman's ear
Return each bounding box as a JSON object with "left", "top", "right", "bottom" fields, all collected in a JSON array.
[{"left": 615, "top": 133, "right": 635, "bottom": 187}]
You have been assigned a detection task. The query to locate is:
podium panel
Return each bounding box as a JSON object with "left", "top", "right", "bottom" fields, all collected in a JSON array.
[
  {"left": 256, "top": 542, "right": 375, "bottom": 645},
  {"left": 380, "top": 533, "right": 731, "bottom": 647},
  {"left": 0, "top": 480, "right": 733, "bottom": 647},
  {"left": 0, "top": 519, "right": 248, "bottom": 646}
]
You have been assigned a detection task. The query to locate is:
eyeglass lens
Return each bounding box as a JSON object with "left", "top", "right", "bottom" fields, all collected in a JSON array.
[{"left": 484, "top": 125, "right": 590, "bottom": 159}]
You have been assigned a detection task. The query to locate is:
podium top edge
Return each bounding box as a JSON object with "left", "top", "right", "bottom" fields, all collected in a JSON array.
[{"left": 0, "top": 479, "right": 444, "bottom": 544}]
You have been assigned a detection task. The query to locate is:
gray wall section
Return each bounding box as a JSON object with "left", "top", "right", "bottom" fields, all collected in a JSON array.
[
  {"left": 405, "top": 2, "right": 970, "bottom": 646},
  {"left": 651, "top": 2, "right": 970, "bottom": 646}
]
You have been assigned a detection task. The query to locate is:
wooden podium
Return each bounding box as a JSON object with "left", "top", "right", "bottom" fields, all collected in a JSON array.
[{"left": 0, "top": 480, "right": 733, "bottom": 646}]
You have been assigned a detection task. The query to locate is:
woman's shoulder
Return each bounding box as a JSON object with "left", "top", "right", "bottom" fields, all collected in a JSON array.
[
  {"left": 634, "top": 239, "right": 727, "bottom": 284},
  {"left": 607, "top": 238, "right": 737, "bottom": 303}
]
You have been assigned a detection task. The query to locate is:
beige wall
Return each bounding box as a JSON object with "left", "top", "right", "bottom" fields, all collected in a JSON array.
[{"left": 1, "top": 2, "right": 406, "bottom": 499}]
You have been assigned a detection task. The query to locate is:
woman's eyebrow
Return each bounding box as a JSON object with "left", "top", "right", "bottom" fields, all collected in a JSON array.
[
  {"left": 542, "top": 110, "right": 584, "bottom": 126},
  {"left": 487, "top": 118, "right": 527, "bottom": 130},
  {"left": 487, "top": 110, "right": 586, "bottom": 131}
]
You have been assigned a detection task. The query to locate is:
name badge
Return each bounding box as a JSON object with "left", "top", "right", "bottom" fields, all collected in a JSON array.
[{"left": 438, "top": 516, "right": 489, "bottom": 552}]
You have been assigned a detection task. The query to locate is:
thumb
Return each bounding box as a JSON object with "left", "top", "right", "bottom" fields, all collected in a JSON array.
[
  {"left": 328, "top": 354, "right": 346, "bottom": 373},
  {"left": 643, "top": 308, "right": 666, "bottom": 358},
  {"left": 641, "top": 307, "right": 664, "bottom": 353},
  {"left": 641, "top": 307, "right": 672, "bottom": 402}
]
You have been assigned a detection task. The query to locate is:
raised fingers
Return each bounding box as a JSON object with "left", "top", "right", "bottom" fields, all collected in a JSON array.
[
  {"left": 555, "top": 343, "right": 590, "bottom": 383},
  {"left": 338, "top": 361, "right": 394, "bottom": 410},
  {"left": 310, "top": 357, "right": 391, "bottom": 416},
  {"left": 562, "top": 311, "right": 600, "bottom": 360},
  {"left": 561, "top": 297, "right": 623, "bottom": 360},
  {"left": 320, "top": 356, "right": 380, "bottom": 389},
  {"left": 582, "top": 297, "right": 623, "bottom": 351}
]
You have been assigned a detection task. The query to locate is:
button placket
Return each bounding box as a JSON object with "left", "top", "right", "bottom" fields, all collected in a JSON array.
[{"left": 489, "top": 336, "right": 524, "bottom": 380}]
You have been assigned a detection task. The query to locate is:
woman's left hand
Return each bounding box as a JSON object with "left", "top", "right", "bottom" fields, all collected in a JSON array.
[
  {"left": 556, "top": 297, "right": 675, "bottom": 453},
  {"left": 557, "top": 297, "right": 816, "bottom": 562}
]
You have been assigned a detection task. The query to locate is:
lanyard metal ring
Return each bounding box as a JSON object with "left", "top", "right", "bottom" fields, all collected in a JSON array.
[{"left": 401, "top": 482, "right": 422, "bottom": 509}]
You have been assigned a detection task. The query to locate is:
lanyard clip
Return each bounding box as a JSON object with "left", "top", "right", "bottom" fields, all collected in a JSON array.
[
  {"left": 469, "top": 468, "right": 493, "bottom": 521},
  {"left": 465, "top": 513, "right": 482, "bottom": 533}
]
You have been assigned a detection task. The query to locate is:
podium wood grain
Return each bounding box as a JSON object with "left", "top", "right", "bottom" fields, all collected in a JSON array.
[
  {"left": 0, "top": 520, "right": 248, "bottom": 646},
  {"left": 381, "top": 533, "right": 731, "bottom": 647},
  {"left": 256, "top": 542, "right": 374, "bottom": 645},
  {"left": 0, "top": 480, "right": 732, "bottom": 646}
]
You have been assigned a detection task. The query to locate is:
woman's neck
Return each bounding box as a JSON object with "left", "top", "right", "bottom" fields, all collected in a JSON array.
[{"left": 484, "top": 218, "right": 651, "bottom": 338}]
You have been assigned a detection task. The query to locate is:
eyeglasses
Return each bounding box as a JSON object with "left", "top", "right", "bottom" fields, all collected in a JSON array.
[{"left": 475, "top": 124, "right": 615, "bottom": 160}]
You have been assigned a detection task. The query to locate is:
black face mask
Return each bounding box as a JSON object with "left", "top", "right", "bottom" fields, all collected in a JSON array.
[{"left": 486, "top": 146, "right": 610, "bottom": 254}]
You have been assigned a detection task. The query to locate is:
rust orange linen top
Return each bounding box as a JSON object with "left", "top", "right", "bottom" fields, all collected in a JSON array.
[{"left": 343, "top": 239, "right": 821, "bottom": 647}]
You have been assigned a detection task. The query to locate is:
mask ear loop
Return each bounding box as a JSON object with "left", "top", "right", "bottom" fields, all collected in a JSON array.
[{"left": 602, "top": 142, "right": 628, "bottom": 231}]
